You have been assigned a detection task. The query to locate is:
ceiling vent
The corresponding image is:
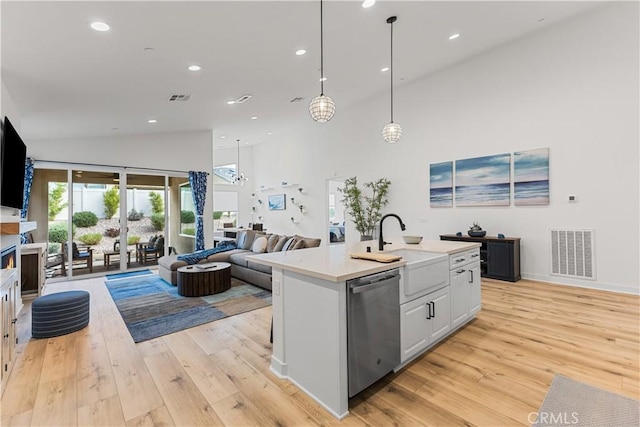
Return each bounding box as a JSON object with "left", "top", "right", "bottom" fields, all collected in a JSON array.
[
  {"left": 290, "top": 97, "right": 305, "bottom": 103},
  {"left": 235, "top": 94, "right": 252, "bottom": 104},
  {"left": 168, "top": 94, "right": 192, "bottom": 102}
]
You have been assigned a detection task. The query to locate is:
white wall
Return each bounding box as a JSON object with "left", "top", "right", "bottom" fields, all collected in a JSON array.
[{"left": 251, "top": 3, "right": 639, "bottom": 294}]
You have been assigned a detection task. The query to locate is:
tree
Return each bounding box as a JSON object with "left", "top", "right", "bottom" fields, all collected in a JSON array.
[
  {"left": 149, "top": 191, "right": 164, "bottom": 214},
  {"left": 48, "top": 182, "right": 68, "bottom": 221},
  {"left": 103, "top": 186, "right": 120, "bottom": 219}
]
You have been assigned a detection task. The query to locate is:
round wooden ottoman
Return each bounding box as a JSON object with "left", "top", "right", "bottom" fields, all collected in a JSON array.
[
  {"left": 32, "top": 290, "right": 90, "bottom": 338},
  {"left": 177, "top": 262, "right": 231, "bottom": 297}
]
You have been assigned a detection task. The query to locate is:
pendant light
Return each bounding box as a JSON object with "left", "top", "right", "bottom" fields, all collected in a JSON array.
[
  {"left": 233, "top": 139, "right": 248, "bottom": 186},
  {"left": 309, "top": 0, "right": 335, "bottom": 123},
  {"left": 382, "top": 16, "right": 402, "bottom": 144}
]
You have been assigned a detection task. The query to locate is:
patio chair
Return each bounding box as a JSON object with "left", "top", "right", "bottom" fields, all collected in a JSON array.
[
  {"left": 136, "top": 235, "right": 164, "bottom": 264},
  {"left": 62, "top": 242, "right": 94, "bottom": 273},
  {"left": 45, "top": 252, "right": 66, "bottom": 277}
]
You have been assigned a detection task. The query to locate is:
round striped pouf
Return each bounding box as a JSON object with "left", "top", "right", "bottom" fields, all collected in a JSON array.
[{"left": 32, "top": 290, "right": 90, "bottom": 339}]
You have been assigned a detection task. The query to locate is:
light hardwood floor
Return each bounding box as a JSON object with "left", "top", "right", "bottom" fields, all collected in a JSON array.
[{"left": 1, "top": 276, "right": 638, "bottom": 426}]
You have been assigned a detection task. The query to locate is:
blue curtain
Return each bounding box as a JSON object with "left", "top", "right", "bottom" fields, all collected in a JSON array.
[
  {"left": 20, "top": 157, "right": 35, "bottom": 244},
  {"left": 189, "top": 171, "right": 208, "bottom": 251}
]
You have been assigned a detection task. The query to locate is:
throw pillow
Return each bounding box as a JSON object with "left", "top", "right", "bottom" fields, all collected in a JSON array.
[
  {"left": 273, "top": 235, "right": 288, "bottom": 252},
  {"left": 266, "top": 234, "right": 281, "bottom": 253},
  {"left": 149, "top": 235, "right": 158, "bottom": 246},
  {"left": 251, "top": 236, "right": 268, "bottom": 253},
  {"left": 295, "top": 235, "right": 321, "bottom": 248},
  {"left": 282, "top": 237, "right": 297, "bottom": 251},
  {"left": 291, "top": 239, "right": 306, "bottom": 250},
  {"left": 236, "top": 230, "right": 248, "bottom": 249},
  {"left": 154, "top": 236, "right": 164, "bottom": 250}
]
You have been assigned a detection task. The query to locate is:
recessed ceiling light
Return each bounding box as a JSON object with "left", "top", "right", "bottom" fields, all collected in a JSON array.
[
  {"left": 187, "top": 65, "right": 201, "bottom": 71},
  {"left": 148, "top": 119, "right": 157, "bottom": 124},
  {"left": 90, "top": 21, "right": 110, "bottom": 32},
  {"left": 319, "top": 77, "right": 327, "bottom": 82},
  {"left": 267, "top": 132, "right": 273, "bottom": 136},
  {"left": 246, "top": 142, "right": 250, "bottom": 145},
  {"left": 295, "top": 49, "right": 306, "bottom": 56},
  {"left": 381, "top": 67, "right": 389, "bottom": 72},
  {"left": 448, "top": 33, "right": 460, "bottom": 40},
  {"left": 220, "top": 135, "right": 226, "bottom": 139},
  {"left": 362, "top": 0, "right": 376, "bottom": 8},
  {"left": 250, "top": 116, "right": 258, "bottom": 120},
  {"left": 226, "top": 100, "right": 236, "bottom": 105}
]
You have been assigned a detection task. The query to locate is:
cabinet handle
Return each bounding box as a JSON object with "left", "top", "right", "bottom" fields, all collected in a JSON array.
[
  {"left": 471, "top": 253, "right": 479, "bottom": 258},
  {"left": 11, "top": 318, "right": 17, "bottom": 324},
  {"left": 430, "top": 301, "right": 435, "bottom": 318},
  {"left": 456, "top": 269, "right": 466, "bottom": 274},
  {"left": 469, "top": 270, "right": 474, "bottom": 283},
  {"left": 455, "top": 258, "right": 465, "bottom": 263},
  {"left": 425, "top": 302, "right": 432, "bottom": 320},
  {"left": 3, "top": 334, "right": 8, "bottom": 339}
]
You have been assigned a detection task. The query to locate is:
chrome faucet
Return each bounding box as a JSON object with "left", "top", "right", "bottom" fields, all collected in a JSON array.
[{"left": 379, "top": 213, "right": 406, "bottom": 251}]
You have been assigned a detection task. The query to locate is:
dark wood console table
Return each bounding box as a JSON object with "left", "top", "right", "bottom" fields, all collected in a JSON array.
[{"left": 440, "top": 234, "right": 521, "bottom": 282}]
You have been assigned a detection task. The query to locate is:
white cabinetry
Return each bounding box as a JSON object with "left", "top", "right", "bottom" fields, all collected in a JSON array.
[
  {"left": 1, "top": 269, "right": 18, "bottom": 395},
  {"left": 449, "top": 248, "right": 481, "bottom": 330},
  {"left": 400, "top": 285, "right": 450, "bottom": 363},
  {"left": 21, "top": 242, "right": 47, "bottom": 299}
]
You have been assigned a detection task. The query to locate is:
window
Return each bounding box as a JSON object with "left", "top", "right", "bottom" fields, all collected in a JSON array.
[
  {"left": 179, "top": 183, "right": 196, "bottom": 237},
  {"left": 213, "top": 164, "right": 237, "bottom": 185},
  {"left": 213, "top": 191, "right": 238, "bottom": 230}
]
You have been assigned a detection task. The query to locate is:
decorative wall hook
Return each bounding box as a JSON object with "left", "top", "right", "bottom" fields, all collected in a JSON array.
[
  {"left": 290, "top": 197, "right": 297, "bottom": 205},
  {"left": 299, "top": 205, "right": 305, "bottom": 213},
  {"left": 257, "top": 199, "right": 263, "bottom": 204},
  {"left": 298, "top": 187, "right": 305, "bottom": 194},
  {"left": 252, "top": 206, "right": 256, "bottom": 212},
  {"left": 290, "top": 216, "right": 299, "bottom": 224},
  {"left": 258, "top": 216, "right": 263, "bottom": 222}
]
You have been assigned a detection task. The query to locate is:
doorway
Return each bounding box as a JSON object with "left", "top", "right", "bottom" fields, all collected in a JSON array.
[{"left": 327, "top": 178, "right": 346, "bottom": 245}]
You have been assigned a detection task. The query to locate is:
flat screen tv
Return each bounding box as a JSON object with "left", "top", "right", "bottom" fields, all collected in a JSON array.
[{"left": 0, "top": 116, "right": 27, "bottom": 210}]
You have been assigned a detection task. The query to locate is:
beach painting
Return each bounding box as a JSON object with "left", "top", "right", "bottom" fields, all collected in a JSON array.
[
  {"left": 430, "top": 161, "right": 453, "bottom": 207},
  {"left": 514, "top": 148, "right": 549, "bottom": 205},
  {"left": 455, "top": 153, "right": 511, "bottom": 206},
  {"left": 268, "top": 193, "right": 286, "bottom": 210}
]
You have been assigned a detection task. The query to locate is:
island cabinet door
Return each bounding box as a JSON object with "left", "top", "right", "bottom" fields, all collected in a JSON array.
[
  {"left": 468, "top": 262, "right": 482, "bottom": 316},
  {"left": 400, "top": 294, "right": 430, "bottom": 363},
  {"left": 450, "top": 267, "right": 470, "bottom": 329},
  {"left": 427, "top": 286, "right": 451, "bottom": 344}
]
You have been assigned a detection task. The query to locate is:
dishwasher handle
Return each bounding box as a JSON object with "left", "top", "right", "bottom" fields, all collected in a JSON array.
[{"left": 349, "top": 269, "right": 399, "bottom": 294}]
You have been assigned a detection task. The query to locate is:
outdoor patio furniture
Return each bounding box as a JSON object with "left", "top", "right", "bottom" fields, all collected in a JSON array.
[
  {"left": 62, "top": 242, "right": 94, "bottom": 273},
  {"left": 136, "top": 235, "right": 164, "bottom": 264}
]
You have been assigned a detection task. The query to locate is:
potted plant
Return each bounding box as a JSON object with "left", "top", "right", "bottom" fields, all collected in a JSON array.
[{"left": 340, "top": 176, "right": 391, "bottom": 240}]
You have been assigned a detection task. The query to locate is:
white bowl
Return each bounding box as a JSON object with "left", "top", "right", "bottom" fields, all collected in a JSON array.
[{"left": 402, "top": 235, "right": 423, "bottom": 244}]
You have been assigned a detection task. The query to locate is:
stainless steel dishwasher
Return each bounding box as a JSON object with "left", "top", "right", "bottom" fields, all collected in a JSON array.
[{"left": 347, "top": 268, "right": 400, "bottom": 397}]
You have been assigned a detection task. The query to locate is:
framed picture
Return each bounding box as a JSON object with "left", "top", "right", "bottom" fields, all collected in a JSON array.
[
  {"left": 430, "top": 161, "right": 453, "bottom": 207},
  {"left": 514, "top": 148, "right": 549, "bottom": 206},
  {"left": 268, "top": 194, "right": 286, "bottom": 210},
  {"left": 455, "top": 153, "right": 511, "bottom": 206}
]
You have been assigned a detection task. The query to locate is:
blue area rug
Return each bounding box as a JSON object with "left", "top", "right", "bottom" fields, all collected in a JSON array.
[
  {"left": 105, "top": 274, "right": 271, "bottom": 343},
  {"left": 105, "top": 269, "right": 153, "bottom": 280}
]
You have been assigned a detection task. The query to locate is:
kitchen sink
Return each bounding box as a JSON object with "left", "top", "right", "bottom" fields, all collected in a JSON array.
[
  {"left": 387, "top": 249, "right": 446, "bottom": 266},
  {"left": 387, "top": 249, "right": 449, "bottom": 304}
]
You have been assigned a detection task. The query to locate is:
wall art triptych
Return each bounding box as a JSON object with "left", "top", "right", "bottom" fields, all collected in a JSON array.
[{"left": 429, "top": 148, "right": 549, "bottom": 207}]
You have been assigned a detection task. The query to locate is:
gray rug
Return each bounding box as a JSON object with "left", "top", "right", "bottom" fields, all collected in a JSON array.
[
  {"left": 105, "top": 274, "right": 271, "bottom": 343},
  {"left": 532, "top": 375, "right": 639, "bottom": 426}
]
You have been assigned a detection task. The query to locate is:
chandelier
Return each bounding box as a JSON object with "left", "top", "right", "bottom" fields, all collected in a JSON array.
[
  {"left": 233, "top": 139, "right": 249, "bottom": 185},
  {"left": 309, "top": 0, "right": 335, "bottom": 123},
  {"left": 382, "top": 16, "right": 402, "bottom": 143}
]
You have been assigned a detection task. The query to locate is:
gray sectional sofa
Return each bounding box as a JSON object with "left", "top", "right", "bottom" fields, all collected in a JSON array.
[{"left": 158, "top": 229, "right": 321, "bottom": 291}]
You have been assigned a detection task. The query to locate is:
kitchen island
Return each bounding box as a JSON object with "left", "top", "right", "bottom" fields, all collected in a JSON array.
[{"left": 247, "top": 239, "right": 480, "bottom": 419}]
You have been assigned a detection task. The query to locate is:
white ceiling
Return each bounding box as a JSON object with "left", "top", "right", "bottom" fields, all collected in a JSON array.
[{"left": 2, "top": 1, "right": 603, "bottom": 148}]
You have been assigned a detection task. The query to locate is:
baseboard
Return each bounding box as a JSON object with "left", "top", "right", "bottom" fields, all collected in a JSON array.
[{"left": 522, "top": 273, "right": 640, "bottom": 295}]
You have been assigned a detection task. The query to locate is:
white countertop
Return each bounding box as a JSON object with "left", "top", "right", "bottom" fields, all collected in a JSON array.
[{"left": 247, "top": 239, "right": 480, "bottom": 283}]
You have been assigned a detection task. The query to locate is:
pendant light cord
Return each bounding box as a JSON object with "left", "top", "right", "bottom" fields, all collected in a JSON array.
[
  {"left": 320, "top": 0, "right": 324, "bottom": 95},
  {"left": 236, "top": 139, "right": 240, "bottom": 179},
  {"left": 390, "top": 19, "right": 394, "bottom": 123}
]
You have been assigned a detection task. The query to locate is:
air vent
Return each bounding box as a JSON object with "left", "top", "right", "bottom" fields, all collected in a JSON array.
[
  {"left": 550, "top": 228, "right": 595, "bottom": 280},
  {"left": 290, "top": 97, "right": 305, "bottom": 103},
  {"left": 168, "top": 94, "right": 192, "bottom": 102},
  {"left": 235, "top": 94, "right": 252, "bottom": 104}
]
